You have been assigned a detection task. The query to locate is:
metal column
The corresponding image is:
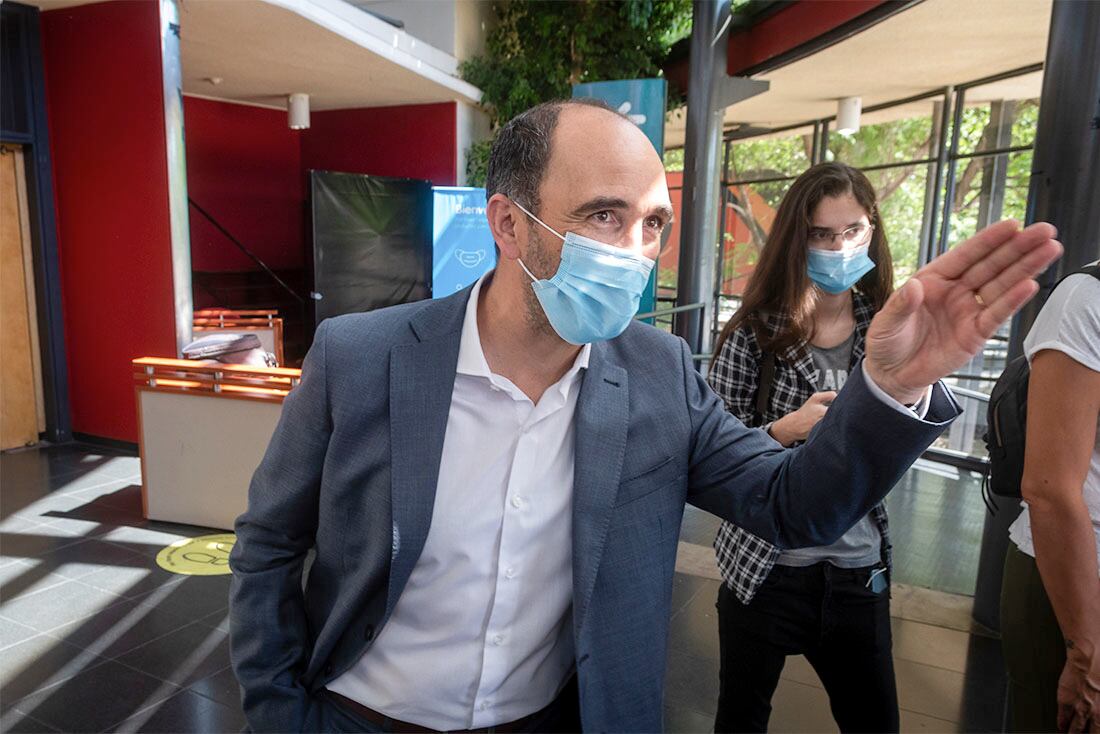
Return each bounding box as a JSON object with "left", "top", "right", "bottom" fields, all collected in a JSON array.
[
  {"left": 976, "top": 101, "right": 1017, "bottom": 229},
  {"left": 917, "top": 98, "right": 945, "bottom": 268},
  {"left": 972, "top": 0, "right": 1100, "bottom": 633},
  {"left": 674, "top": 0, "right": 767, "bottom": 359},
  {"left": 1019, "top": 0, "right": 1100, "bottom": 296}
]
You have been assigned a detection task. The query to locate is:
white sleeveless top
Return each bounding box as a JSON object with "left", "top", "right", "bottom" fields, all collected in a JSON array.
[{"left": 1008, "top": 270, "right": 1100, "bottom": 572}]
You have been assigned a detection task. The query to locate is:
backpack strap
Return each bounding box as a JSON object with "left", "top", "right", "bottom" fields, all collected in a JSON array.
[
  {"left": 1052, "top": 262, "right": 1100, "bottom": 291},
  {"left": 756, "top": 351, "right": 777, "bottom": 418}
]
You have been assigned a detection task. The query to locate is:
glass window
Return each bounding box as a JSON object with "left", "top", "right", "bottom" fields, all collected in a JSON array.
[
  {"left": 656, "top": 172, "right": 683, "bottom": 316},
  {"left": 862, "top": 164, "right": 930, "bottom": 283},
  {"left": 727, "top": 127, "right": 814, "bottom": 182},
  {"left": 828, "top": 100, "right": 940, "bottom": 167},
  {"left": 946, "top": 149, "right": 1033, "bottom": 248},
  {"left": 958, "top": 70, "right": 1042, "bottom": 154},
  {"left": 719, "top": 128, "right": 813, "bottom": 301},
  {"left": 719, "top": 178, "right": 793, "bottom": 298}
]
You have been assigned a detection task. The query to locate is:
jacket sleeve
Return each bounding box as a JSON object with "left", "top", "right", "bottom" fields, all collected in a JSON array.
[
  {"left": 683, "top": 339, "right": 959, "bottom": 549},
  {"left": 228, "top": 320, "right": 332, "bottom": 733},
  {"left": 706, "top": 326, "right": 761, "bottom": 427}
]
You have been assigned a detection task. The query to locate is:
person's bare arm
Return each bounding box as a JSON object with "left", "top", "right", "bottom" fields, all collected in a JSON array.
[{"left": 1022, "top": 348, "right": 1100, "bottom": 733}]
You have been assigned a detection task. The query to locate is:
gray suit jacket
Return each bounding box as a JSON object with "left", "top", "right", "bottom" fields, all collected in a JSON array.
[{"left": 229, "top": 285, "right": 960, "bottom": 732}]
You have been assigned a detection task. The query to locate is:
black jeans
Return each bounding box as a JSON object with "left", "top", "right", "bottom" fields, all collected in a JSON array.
[{"left": 714, "top": 563, "right": 898, "bottom": 734}]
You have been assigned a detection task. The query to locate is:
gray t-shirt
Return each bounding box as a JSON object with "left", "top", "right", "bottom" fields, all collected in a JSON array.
[{"left": 776, "top": 331, "right": 883, "bottom": 568}]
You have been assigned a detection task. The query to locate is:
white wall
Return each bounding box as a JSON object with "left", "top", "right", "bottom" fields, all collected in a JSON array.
[
  {"left": 454, "top": 0, "right": 492, "bottom": 62},
  {"left": 354, "top": 0, "right": 490, "bottom": 62},
  {"left": 357, "top": 0, "right": 457, "bottom": 55}
]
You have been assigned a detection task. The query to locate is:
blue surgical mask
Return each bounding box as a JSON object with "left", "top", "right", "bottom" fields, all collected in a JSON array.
[
  {"left": 806, "top": 244, "right": 876, "bottom": 294},
  {"left": 512, "top": 202, "right": 655, "bottom": 345}
]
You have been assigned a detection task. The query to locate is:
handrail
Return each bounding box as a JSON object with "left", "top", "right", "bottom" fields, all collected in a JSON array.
[
  {"left": 635, "top": 302, "right": 705, "bottom": 320},
  {"left": 919, "top": 448, "right": 989, "bottom": 474},
  {"left": 188, "top": 198, "right": 304, "bottom": 305},
  {"left": 944, "top": 384, "right": 991, "bottom": 403}
]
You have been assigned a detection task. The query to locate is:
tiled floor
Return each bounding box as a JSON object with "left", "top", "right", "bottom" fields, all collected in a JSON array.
[
  {"left": 1, "top": 443, "right": 242, "bottom": 733},
  {"left": 1, "top": 442, "right": 1005, "bottom": 732}
]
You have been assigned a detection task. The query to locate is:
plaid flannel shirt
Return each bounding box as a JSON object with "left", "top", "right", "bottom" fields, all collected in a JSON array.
[{"left": 707, "top": 292, "right": 891, "bottom": 604}]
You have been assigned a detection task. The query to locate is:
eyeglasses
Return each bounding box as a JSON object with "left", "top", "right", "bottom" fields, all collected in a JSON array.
[{"left": 807, "top": 222, "right": 874, "bottom": 247}]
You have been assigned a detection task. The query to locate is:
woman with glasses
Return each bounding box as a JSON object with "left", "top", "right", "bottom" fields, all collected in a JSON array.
[{"left": 708, "top": 162, "right": 899, "bottom": 733}]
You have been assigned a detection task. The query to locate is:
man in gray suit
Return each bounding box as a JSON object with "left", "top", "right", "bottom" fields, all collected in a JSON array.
[{"left": 229, "top": 99, "right": 1061, "bottom": 733}]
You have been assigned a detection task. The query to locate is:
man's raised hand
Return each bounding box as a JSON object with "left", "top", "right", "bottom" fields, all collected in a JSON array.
[{"left": 863, "top": 220, "right": 1062, "bottom": 404}]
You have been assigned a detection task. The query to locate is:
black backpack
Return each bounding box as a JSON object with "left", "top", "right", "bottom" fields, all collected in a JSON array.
[{"left": 984, "top": 264, "right": 1100, "bottom": 499}]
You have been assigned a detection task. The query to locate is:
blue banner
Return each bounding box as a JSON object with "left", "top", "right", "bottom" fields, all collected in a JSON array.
[
  {"left": 432, "top": 187, "right": 496, "bottom": 298},
  {"left": 572, "top": 79, "right": 667, "bottom": 321},
  {"left": 572, "top": 78, "right": 666, "bottom": 155}
]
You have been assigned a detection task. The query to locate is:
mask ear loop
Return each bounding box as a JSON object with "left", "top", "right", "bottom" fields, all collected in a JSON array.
[
  {"left": 511, "top": 200, "right": 565, "bottom": 283},
  {"left": 512, "top": 200, "right": 564, "bottom": 240},
  {"left": 516, "top": 257, "right": 538, "bottom": 283}
]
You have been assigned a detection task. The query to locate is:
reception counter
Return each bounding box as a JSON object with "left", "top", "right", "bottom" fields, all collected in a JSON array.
[{"left": 132, "top": 357, "right": 300, "bottom": 530}]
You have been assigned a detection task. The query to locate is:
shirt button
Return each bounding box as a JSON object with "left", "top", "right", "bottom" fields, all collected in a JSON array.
[
  {"left": 480, "top": 701, "right": 491, "bottom": 711},
  {"left": 492, "top": 634, "right": 505, "bottom": 645},
  {"left": 511, "top": 496, "right": 524, "bottom": 509},
  {"left": 504, "top": 567, "right": 516, "bottom": 579}
]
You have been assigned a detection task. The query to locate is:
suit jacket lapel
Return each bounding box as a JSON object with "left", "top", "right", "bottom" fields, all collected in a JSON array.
[
  {"left": 571, "top": 343, "right": 629, "bottom": 635},
  {"left": 386, "top": 292, "right": 467, "bottom": 618}
]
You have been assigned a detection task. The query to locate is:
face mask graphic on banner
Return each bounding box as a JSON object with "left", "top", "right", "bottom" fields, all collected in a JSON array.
[
  {"left": 806, "top": 244, "right": 876, "bottom": 294},
  {"left": 512, "top": 201, "right": 655, "bottom": 345}
]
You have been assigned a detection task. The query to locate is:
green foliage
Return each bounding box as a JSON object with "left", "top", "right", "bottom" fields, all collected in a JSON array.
[
  {"left": 728, "top": 132, "right": 813, "bottom": 183},
  {"left": 658, "top": 266, "right": 678, "bottom": 290},
  {"left": 465, "top": 140, "right": 493, "bottom": 191},
  {"left": 460, "top": 0, "right": 693, "bottom": 185},
  {"left": 663, "top": 148, "right": 685, "bottom": 172},
  {"left": 946, "top": 101, "right": 1038, "bottom": 248}
]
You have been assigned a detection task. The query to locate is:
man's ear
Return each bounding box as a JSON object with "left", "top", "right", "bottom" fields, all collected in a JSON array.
[{"left": 487, "top": 194, "right": 523, "bottom": 260}]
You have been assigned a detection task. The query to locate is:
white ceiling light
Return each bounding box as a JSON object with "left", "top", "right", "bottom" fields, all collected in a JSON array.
[
  {"left": 288, "top": 93, "right": 310, "bottom": 130},
  {"left": 836, "top": 96, "right": 862, "bottom": 135}
]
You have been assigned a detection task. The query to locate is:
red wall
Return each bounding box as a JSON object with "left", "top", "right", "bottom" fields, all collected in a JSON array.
[
  {"left": 183, "top": 99, "right": 459, "bottom": 276},
  {"left": 184, "top": 96, "right": 305, "bottom": 272},
  {"left": 42, "top": 0, "right": 176, "bottom": 443},
  {"left": 301, "top": 102, "right": 457, "bottom": 185}
]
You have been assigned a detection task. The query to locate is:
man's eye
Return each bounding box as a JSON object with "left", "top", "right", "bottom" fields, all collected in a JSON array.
[
  {"left": 645, "top": 216, "right": 664, "bottom": 230},
  {"left": 593, "top": 211, "right": 613, "bottom": 223}
]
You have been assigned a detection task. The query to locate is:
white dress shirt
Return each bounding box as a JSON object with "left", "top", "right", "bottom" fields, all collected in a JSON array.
[{"left": 328, "top": 274, "right": 590, "bottom": 729}]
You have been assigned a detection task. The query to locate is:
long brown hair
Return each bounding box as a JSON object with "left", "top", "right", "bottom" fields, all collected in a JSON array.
[{"left": 713, "top": 162, "right": 894, "bottom": 358}]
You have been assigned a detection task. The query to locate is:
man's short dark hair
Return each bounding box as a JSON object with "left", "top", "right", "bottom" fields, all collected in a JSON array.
[{"left": 484, "top": 98, "right": 628, "bottom": 215}]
